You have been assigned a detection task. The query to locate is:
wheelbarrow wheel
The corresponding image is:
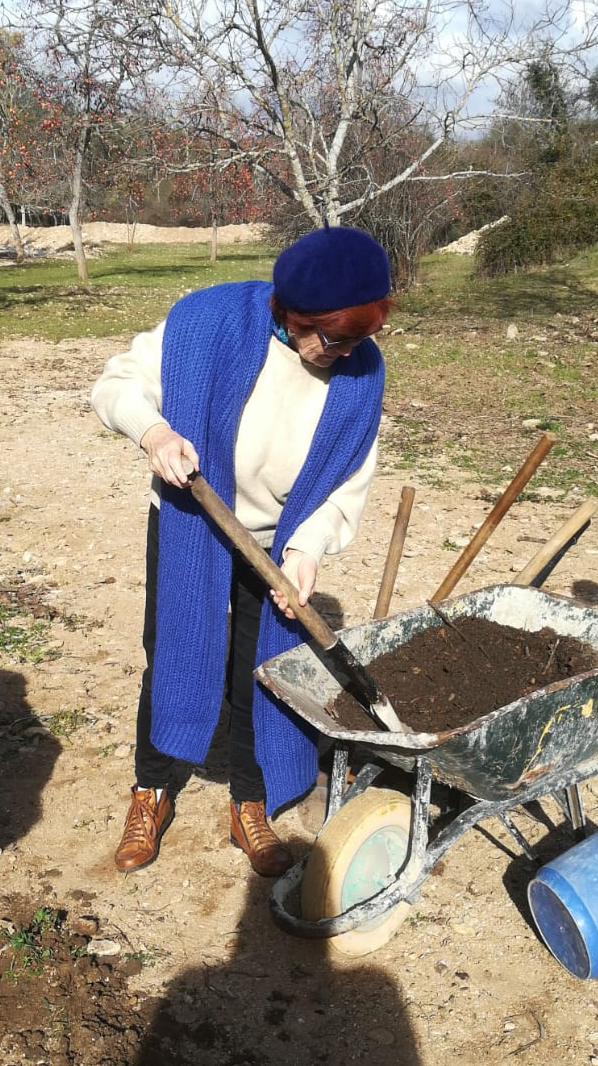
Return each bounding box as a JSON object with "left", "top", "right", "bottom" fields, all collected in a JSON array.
[{"left": 301, "top": 787, "right": 413, "bottom": 957}]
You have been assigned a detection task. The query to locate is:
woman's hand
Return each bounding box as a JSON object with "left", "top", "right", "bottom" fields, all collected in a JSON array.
[
  {"left": 271, "top": 550, "right": 318, "bottom": 620},
  {"left": 140, "top": 423, "right": 199, "bottom": 487}
]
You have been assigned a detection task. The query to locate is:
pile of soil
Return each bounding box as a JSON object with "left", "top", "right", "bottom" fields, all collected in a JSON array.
[
  {"left": 333, "top": 619, "right": 598, "bottom": 732},
  {"left": 0, "top": 896, "right": 149, "bottom": 1066},
  {"left": 0, "top": 221, "right": 268, "bottom": 261}
]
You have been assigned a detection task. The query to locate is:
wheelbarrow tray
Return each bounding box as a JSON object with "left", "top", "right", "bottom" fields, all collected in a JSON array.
[{"left": 256, "top": 585, "right": 598, "bottom": 802}]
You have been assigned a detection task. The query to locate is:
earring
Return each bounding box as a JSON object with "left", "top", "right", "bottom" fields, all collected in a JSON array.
[{"left": 277, "top": 324, "right": 289, "bottom": 344}]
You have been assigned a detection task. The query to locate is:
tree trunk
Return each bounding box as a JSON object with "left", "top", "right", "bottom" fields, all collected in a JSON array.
[
  {"left": 69, "top": 202, "right": 89, "bottom": 284},
  {"left": 69, "top": 125, "right": 90, "bottom": 284},
  {"left": 126, "top": 219, "right": 137, "bottom": 250},
  {"left": 0, "top": 180, "right": 25, "bottom": 263},
  {"left": 210, "top": 219, "right": 218, "bottom": 262}
]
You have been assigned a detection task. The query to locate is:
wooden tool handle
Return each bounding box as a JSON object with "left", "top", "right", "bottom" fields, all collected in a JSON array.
[
  {"left": 189, "top": 473, "right": 339, "bottom": 650},
  {"left": 514, "top": 499, "right": 598, "bottom": 586},
  {"left": 430, "top": 432, "right": 556, "bottom": 602},
  {"left": 374, "top": 486, "right": 415, "bottom": 619}
]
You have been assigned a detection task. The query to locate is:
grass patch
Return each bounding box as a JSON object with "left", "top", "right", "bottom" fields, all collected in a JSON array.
[
  {"left": 123, "top": 946, "right": 173, "bottom": 968},
  {"left": 43, "top": 706, "right": 92, "bottom": 738},
  {"left": 398, "top": 245, "right": 598, "bottom": 321},
  {"left": 2, "top": 908, "right": 63, "bottom": 981},
  {"left": 382, "top": 245, "right": 598, "bottom": 493},
  {"left": 0, "top": 604, "right": 61, "bottom": 664},
  {"left": 0, "top": 241, "right": 275, "bottom": 340}
]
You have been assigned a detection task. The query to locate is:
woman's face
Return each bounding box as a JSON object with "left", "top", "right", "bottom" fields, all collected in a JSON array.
[{"left": 290, "top": 326, "right": 368, "bottom": 367}]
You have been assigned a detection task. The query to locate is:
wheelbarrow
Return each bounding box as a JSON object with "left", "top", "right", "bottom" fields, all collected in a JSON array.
[{"left": 255, "top": 584, "right": 598, "bottom": 956}]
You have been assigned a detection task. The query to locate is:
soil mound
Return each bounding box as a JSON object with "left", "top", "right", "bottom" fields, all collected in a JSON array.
[{"left": 0, "top": 221, "right": 270, "bottom": 260}]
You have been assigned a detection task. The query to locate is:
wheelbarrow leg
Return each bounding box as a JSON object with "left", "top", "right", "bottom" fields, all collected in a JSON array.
[
  {"left": 326, "top": 743, "right": 385, "bottom": 822},
  {"left": 409, "top": 757, "right": 433, "bottom": 870},
  {"left": 551, "top": 784, "right": 587, "bottom": 841},
  {"left": 328, "top": 742, "right": 350, "bottom": 820},
  {"left": 564, "top": 783, "right": 587, "bottom": 842},
  {"left": 496, "top": 812, "right": 539, "bottom": 863},
  {"left": 495, "top": 784, "right": 588, "bottom": 859}
]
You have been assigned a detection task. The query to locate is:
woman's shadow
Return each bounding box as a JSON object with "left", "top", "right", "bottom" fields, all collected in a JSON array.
[
  {"left": 133, "top": 872, "right": 423, "bottom": 1066},
  {"left": 0, "top": 668, "right": 61, "bottom": 849},
  {"left": 136, "top": 590, "right": 422, "bottom": 1065}
]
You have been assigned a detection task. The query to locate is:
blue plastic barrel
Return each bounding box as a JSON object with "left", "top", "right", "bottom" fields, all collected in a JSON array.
[{"left": 528, "top": 832, "right": 598, "bottom": 979}]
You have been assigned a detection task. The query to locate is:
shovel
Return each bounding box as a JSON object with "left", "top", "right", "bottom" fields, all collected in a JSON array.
[{"left": 186, "top": 469, "right": 403, "bottom": 732}]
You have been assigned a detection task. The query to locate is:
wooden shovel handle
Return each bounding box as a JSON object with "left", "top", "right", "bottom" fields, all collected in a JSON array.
[
  {"left": 430, "top": 432, "right": 556, "bottom": 602},
  {"left": 514, "top": 498, "right": 598, "bottom": 586},
  {"left": 373, "top": 486, "right": 415, "bottom": 619},
  {"left": 189, "top": 473, "right": 339, "bottom": 650}
]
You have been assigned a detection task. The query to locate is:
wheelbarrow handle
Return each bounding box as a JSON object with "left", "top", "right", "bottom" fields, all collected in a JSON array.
[{"left": 189, "top": 472, "right": 340, "bottom": 651}]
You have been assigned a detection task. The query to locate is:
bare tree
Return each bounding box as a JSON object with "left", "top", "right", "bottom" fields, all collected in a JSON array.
[
  {"left": 0, "top": 30, "right": 35, "bottom": 261},
  {"left": 126, "top": 0, "right": 598, "bottom": 227},
  {"left": 10, "top": 0, "right": 156, "bottom": 282}
]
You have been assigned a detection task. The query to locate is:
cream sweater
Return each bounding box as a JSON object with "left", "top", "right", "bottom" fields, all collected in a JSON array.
[{"left": 91, "top": 321, "right": 378, "bottom": 561}]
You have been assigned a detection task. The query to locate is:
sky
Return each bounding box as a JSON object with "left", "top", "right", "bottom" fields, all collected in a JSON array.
[
  {"left": 416, "top": 0, "right": 598, "bottom": 129},
  {"left": 1, "top": 0, "right": 596, "bottom": 130}
]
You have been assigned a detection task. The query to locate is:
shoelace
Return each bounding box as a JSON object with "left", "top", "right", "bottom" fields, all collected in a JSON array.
[
  {"left": 238, "top": 802, "right": 281, "bottom": 853},
  {"left": 120, "top": 794, "right": 158, "bottom": 849}
]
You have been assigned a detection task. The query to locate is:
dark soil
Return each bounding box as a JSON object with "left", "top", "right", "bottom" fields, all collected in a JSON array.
[
  {"left": 334, "top": 619, "right": 598, "bottom": 733},
  {"left": 0, "top": 895, "right": 150, "bottom": 1066}
]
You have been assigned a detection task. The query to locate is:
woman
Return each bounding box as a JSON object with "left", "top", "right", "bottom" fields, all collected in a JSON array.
[{"left": 91, "top": 223, "right": 392, "bottom": 877}]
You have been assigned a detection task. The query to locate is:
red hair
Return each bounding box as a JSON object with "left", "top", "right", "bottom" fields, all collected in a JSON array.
[{"left": 270, "top": 295, "right": 393, "bottom": 339}]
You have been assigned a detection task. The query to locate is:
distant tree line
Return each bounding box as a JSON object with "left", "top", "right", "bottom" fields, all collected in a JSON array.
[{"left": 1, "top": 0, "right": 597, "bottom": 282}]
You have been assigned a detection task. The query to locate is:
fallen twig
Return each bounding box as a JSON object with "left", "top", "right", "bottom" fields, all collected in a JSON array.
[
  {"left": 427, "top": 600, "right": 494, "bottom": 663},
  {"left": 505, "top": 1011, "right": 545, "bottom": 1056},
  {"left": 542, "top": 638, "right": 560, "bottom": 674}
]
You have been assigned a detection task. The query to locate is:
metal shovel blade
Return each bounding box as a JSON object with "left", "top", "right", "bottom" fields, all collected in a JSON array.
[
  {"left": 328, "top": 636, "right": 405, "bottom": 732},
  {"left": 366, "top": 694, "right": 404, "bottom": 733}
]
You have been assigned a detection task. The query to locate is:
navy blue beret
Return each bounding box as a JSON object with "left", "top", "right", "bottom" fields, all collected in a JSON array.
[{"left": 272, "top": 225, "right": 390, "bottom": 312}]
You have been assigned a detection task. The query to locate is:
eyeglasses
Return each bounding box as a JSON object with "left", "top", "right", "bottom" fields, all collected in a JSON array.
[
  {"left": 285, "top": 326, "right": 370, "bottom": 352},
  {"left": 315, "top": 327, "right": 369, "bottom": 350}
]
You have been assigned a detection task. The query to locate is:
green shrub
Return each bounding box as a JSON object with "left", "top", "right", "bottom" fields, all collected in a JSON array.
[{"left": 476, "top": 151, "right": 598, "bottom": 276}]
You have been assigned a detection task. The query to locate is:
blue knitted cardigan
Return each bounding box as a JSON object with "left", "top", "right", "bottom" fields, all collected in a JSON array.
[{"left": 151, "top": 280, "right": 385, "bottom": 814}]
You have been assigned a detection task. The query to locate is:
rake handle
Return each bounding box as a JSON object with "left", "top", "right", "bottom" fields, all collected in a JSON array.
[
  {"left": 514, "top": 498, "right": 598, "bottom": 586},
  {"left": 374, "top": 485, "right": 415, "bottom": 619}
]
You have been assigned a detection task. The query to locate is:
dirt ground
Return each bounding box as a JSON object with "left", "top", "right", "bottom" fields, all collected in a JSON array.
[{"left": 2, "top": 306, "right": 598, "bottom": 1064}]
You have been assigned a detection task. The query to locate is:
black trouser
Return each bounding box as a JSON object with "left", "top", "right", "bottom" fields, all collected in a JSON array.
[{"left": 135, "top": 504, "right": 266, "bottom": 801}]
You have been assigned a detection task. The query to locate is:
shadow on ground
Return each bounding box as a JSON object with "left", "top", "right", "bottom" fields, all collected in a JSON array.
[
  {"left": 0, "top": 668, "right": 61, "bottom": 849},
  {"left": 133, "top": 873, "right": 423, "bottom": 1066}
]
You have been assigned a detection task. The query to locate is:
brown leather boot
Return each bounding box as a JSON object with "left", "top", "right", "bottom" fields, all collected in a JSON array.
[
  {"left": 114, "top": 787, "right": 173, "bottom": 872},
  {"left": 230, "top": 799, "right": 293, "bottom": 877}
]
